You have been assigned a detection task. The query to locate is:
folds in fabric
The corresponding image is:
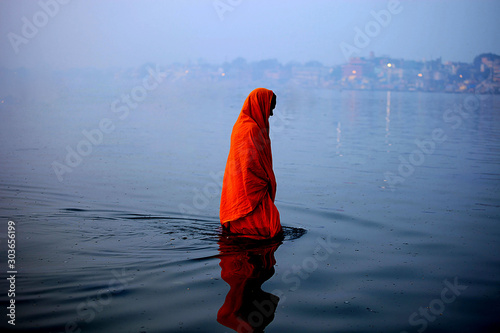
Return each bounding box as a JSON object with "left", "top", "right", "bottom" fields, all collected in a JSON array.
[
  {"left": 227, "top": 192, "right": 281, "bottom": 240},
  {"left": 220, "top": 88, "right": 278, "bottom": 225}
]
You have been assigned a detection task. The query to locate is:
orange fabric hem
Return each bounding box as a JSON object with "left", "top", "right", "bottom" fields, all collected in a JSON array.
[{"left": 223, "top": 193, "right": 282, "bottom": 239}]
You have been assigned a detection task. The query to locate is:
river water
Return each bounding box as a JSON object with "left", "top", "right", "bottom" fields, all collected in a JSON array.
[{"left": 1, "top": 81, "right": 499, "bottom": 332}]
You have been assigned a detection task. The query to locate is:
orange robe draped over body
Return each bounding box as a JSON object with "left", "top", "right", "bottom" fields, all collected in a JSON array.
[{"left": 220, "top": 88, "right": 282, "bottom": 239}]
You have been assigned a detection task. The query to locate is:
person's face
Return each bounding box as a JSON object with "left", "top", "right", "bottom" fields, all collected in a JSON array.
[{"left": 270, "top": 94, "right": 276, "bottom": 117}]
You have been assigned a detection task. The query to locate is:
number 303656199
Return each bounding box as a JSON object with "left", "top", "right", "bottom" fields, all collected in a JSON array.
[{"left": 8, "top": 221, "right": 16, "bottom": 265}]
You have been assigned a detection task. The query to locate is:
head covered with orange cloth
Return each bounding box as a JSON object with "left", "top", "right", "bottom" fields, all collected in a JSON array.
[{"left": 220, "top": 88, "right": 282, "bottom": 239}]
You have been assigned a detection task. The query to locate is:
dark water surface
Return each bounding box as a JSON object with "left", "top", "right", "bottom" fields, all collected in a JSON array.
[{"left": 1, "top": 83, "right": 499, "bottom": 332}]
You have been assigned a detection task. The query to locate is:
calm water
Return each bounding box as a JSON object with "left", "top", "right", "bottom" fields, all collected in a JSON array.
[{"left": 1, "top": 82, "right": 499, "bottom": 332}]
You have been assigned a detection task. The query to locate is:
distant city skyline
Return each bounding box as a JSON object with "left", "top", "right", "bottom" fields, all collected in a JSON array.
[{"left": 1, "top": 0, "right": 499, "bottom": 70}]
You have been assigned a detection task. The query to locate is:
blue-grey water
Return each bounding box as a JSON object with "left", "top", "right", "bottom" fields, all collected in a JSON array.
[{"left": 1, "top": 81, "right": 499, "bottom": 332}]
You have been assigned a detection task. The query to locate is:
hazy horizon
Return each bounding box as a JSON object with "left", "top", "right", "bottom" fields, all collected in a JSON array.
[{"left": 1, "top": 0, "right": 499, "bottom": 70}]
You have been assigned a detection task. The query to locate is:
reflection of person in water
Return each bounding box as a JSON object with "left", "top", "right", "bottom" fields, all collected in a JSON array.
[
  {"left": 217, "top": 234, "right": 282, "bottom": 332},
  {"left": 220, "top": 88, "right": 282, "bottom": 239}
]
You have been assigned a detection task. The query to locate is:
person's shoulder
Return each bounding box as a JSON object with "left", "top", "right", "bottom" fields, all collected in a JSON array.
[
  {"left": 231, "top": 121, "right": 263, "bottom": 147},
  {"left": 234, "top": 118, "right": 259, "bottom": 135}
]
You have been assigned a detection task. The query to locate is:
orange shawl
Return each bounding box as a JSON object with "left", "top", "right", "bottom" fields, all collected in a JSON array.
[{"left": 220, "top": 88, "right": 277, "bottom": 224}]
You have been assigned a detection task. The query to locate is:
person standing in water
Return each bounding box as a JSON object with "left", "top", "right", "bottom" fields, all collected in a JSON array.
[{"left": 219, "top": 88, "right": 282, "bottom": 239}]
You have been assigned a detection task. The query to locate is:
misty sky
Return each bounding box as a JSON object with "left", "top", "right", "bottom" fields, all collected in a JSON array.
[{"left": 1, "top": 0, "right": 499, "bottom": 69}]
